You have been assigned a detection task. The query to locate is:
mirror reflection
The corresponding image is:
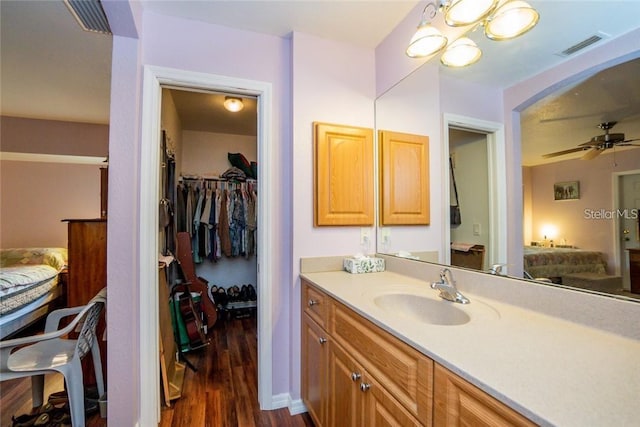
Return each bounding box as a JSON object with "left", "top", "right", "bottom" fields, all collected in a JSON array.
[
  {"left": 520, "top": 57, "right": 640, "bottom": 300},
  {"left": 374, "top": 3, "right": 640, "bottom": 301}
]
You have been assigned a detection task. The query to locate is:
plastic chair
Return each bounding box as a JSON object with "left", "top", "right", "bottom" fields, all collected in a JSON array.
[{"left": 0, "top": 287, "right": 106, "bottom": 426}]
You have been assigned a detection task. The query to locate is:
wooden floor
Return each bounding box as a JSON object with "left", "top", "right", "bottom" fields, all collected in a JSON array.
[{"left": 1, "top": 313, "right": 314, "bottom": 427}]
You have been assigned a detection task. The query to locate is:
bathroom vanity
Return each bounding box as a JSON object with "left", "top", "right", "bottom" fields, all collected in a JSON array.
[{"left": 300, "top": 255, "right": 640, "bottom": 427}]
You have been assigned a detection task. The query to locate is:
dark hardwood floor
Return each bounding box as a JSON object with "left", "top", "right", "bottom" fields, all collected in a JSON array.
[{"left": 1, "top": 312, "right": 314, "bottom": 427}]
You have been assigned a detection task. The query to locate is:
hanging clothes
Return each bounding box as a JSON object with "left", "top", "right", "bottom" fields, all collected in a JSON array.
[
  {"left": 218, "top": 188, "right": 232, "bottom": 257},
  {"left": 175, "top": 177, "right": 257, "bottom": 264}
]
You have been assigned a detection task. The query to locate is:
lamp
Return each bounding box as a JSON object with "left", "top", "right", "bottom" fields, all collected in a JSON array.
[
  {"left": 406, "top": 0, "right": 539, "bottom": 65},
  {"left": 442, "top": 0, "right": 498, "bottom": 27},
  {"left": 405, "top": 2, "right": 448, "bottom": 58},
  {"left": 440, "top": 37, "right": 482, "bottom": 67},
  {"left": 224, "top": 96, "right": 244, "bottom": 112},
  {"left": 484, "top": 0, "right": 539, "bottom": 40}
]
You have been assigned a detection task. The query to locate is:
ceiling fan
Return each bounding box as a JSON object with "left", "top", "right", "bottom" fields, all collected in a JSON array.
[{"left": 542, "top": 121, "right": 640, "bottom": 160}]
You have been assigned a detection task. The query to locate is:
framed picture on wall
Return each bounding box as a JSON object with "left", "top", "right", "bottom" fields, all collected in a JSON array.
[{"left": 554, "top": 181, "right": 580, "bottom": 200}]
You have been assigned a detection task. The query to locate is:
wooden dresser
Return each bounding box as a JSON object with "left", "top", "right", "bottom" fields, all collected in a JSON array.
[
  {"left": 63, "top": 218, "right": 107, "bottom": 385},
  {"left": 629, "top": 248, "right": 640, "bottom": 294}
]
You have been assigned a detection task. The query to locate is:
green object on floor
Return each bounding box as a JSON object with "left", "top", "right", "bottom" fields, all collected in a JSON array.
[{"left": 169, "top": 292, "right": 202, "bottom": 352}]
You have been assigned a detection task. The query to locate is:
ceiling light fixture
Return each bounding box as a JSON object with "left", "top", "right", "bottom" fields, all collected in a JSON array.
[
  {"left": 223, "top": 96, "right": 244, "bottom": 113},
  {"left": 406, "top": 0, "right": 539, "bottom": 66}
]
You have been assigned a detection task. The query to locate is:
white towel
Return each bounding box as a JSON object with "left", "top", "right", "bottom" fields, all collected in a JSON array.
[{"left": 451, "top": 242, "right": 476, "bottom": 252}]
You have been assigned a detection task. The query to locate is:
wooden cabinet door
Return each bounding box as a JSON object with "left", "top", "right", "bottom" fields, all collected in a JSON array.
[
  {"left": 434, "top": 364, "right": 536, "bottom": 427},
  {"left": 364, "top": 373, "right": 423, "bottom": 427},
  {"left": 314, "top": 122, "right": 374, "bottom": 226},
  {"left": 302, "top": 314, "right": 328, "bottom": 427},
  {"left": 328, "top": 340, "right": 362, "bottom": 427},
  {"left": 379, "top": 130, "right": 430, "bottom": 225}
]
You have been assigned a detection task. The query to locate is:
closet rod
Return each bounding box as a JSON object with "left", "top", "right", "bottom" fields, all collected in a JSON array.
[{"left": 179, "top": 176, "right": 257, "bottom": 183}]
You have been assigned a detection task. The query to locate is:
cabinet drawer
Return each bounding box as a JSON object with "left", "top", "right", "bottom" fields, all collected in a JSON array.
[
  {"left": 330, "top": 299, "right": 433, "bottom": 424},
  {"left": 303, "top": 281, "right": 329, "bottom": 329}
]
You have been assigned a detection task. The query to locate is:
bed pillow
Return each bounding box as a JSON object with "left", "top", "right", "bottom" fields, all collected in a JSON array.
[{"left": 0, "top": 248, "right": 68, "bottom": 271}]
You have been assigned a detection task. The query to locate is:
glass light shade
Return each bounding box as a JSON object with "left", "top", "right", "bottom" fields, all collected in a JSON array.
[
  {"left": 484, "top": 0, "right": 539, "bottom": 40},
  {"left": 444, "top": 0, "right": 498, "bottom": 27},
  {"left": 405, "top": 23, "right": 448, "bottom": 58},
  {"left": 440, "top": 37, "right": 482, "bottom": 67},
  {"left": 224, "top": 96, "right": 244, "bottom": 112}
]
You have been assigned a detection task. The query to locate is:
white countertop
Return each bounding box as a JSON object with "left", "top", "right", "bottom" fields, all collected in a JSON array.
[{"left": 301, "top": 270, "right": 640, "bottom": 427}]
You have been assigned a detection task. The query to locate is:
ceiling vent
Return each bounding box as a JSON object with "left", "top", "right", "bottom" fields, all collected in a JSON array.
[
  {"left": 63, "top": 0, "right": 111, "bottom": 35},
  {"left": 557, "top": 33, "right": 607, "bottom": 57}
]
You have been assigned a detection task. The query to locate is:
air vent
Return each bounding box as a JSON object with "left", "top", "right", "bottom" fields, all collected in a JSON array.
[
  {"left": 557, "top": 34, "right": 606, "bottom": 57},
  {"left": 63, "top": 0, "right": 111, "bottom": 35}
]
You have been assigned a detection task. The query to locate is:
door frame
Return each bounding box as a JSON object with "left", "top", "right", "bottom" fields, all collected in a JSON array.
[
  {"left": 612, "top": 169, "right": 640, "bottom": 289},
  {"left": 442, "top": 114, "right": 507, "bottom": 271},
  {"left": 139, "top": 65, "right": 274, "bottom": 425}
]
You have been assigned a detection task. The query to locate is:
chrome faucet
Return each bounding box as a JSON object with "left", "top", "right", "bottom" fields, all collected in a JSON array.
[
  {"left": 489, "top": 263, "right": 506, "bottom": 275},
  {"left": 431, "top": 268, "right": 470, "bottom": 304}
]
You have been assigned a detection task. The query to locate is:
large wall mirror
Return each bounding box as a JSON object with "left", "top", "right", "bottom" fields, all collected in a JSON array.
[{"left": 374, "top": 2, "right": 640, "bottom": 302}]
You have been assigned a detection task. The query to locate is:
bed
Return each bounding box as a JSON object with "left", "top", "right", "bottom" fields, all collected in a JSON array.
[
  {"left": 0, "top": 247, "right": 67, "bottom": 339},
  {"left": 523, "top": 246, "right": 608, "bottom": 280}
]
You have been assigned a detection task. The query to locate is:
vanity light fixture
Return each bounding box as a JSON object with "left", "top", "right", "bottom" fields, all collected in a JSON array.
[
  {"left": 223, "top": 96, "right": 244, "bottom": 112},
  {"left": 440, "top": 37, "right": 482, "bottom": 67},
  {"left": 484, "top": 0, "right": 540, "bottom": 40},
  {"left": 406, "top": 0, "right": 539, "bottom": 65},
  {"left": 442, "top": 0, "right": 498, "bottom": 27},
  {"left": 405, "top": 2, "right": 448, "bottom": 58}
]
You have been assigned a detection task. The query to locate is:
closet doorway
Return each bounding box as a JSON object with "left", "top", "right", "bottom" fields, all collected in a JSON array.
[
  {"left": 159, "top": 86, "right": 260, "bottom": 420},
  {"left": 139, "top": 66, "right": 275, "bottom": 426}
]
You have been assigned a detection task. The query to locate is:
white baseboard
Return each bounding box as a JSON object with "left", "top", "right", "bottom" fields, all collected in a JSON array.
[
  {"left": 268, "top": 393, "right": 308, "bottom": 416},
  {"left": 288, "top": 397, "right": 308, "bottom": 416},
  {"left": 270, "top": 393, "right": 290, "bottom": 409}
]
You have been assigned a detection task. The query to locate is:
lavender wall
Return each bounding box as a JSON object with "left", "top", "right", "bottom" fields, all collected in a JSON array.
[{"left": 290, "top": 31, "right": 376, "bottom": 401}]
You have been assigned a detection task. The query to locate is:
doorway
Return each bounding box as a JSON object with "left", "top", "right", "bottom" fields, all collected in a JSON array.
[
  {"left": 449, "top": 128, "right": 491, "bottom": 271},
  {"left": 140, "top": 66, "right": 274, "bottom": 426},
  {"left": 443, "top": 114, "right": 507, "bottom": 272},
  {"left": 614, "top": 171, "right": 640, "bottom": 292}
]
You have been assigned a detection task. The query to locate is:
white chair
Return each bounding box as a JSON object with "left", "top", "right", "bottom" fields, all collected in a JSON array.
[{"left": 0, "top": 288, "right": 106, "bottom": 426}]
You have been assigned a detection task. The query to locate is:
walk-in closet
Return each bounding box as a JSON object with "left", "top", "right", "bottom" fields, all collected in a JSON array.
[{"left": 156, "top": 88, "right": 295, "bottom": 426}]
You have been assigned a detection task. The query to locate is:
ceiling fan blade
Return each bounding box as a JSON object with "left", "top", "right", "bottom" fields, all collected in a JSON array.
[
  {"left": 542, "top": 147, "right": 587, "bottom": 158},
  {"left": 581, "top": 148, "right": 604, "bottom": 160},
  {"left": 578, "top": 140, "right": 598, "bottom": 147},
  {"left": 622, "top": 138, "right": 640, "bottom": 143},
  {"left": 539, "top": 112, "right": 600, "bottom": 124}
]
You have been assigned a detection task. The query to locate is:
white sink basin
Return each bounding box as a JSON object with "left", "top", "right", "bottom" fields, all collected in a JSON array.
[{"left": 374, "top": 293, "right": 470, "bottom": 326}]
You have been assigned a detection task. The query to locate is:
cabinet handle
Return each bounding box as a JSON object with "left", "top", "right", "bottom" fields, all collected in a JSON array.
[
  {"left": 318, "top": 337, "right": 327, "bottom": 345},
  {"left": 350, "top": 372, "right": 361, "bottom": 382},
  {"left": 360, "top": 383, "right": 371, "bottom": 392},
  {"left": 308, "top": 299, "right": 318, "bottom": 306}
]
